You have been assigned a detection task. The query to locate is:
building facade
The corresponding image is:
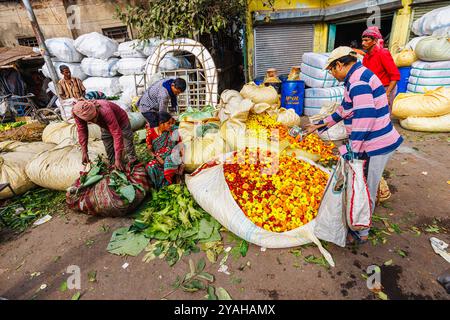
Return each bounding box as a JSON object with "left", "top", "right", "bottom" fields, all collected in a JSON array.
[
  {"left": 245, "top": 0, "right": 449, "bottom": 79},
  {"left": 0, "top": 0, "right": 137, "bottom": 47}
]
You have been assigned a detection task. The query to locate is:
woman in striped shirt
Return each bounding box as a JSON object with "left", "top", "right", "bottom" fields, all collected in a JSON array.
[{"left": 306, "top": 47, "right": 403, "bottom": 245}]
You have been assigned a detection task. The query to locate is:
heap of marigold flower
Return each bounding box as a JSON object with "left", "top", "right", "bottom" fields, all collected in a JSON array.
[
  {"left": 245, "top": 113, "right": 338, "bottom": 166},
  {"left": 224, "top": 148, "right": 329, "bottom": 233}
]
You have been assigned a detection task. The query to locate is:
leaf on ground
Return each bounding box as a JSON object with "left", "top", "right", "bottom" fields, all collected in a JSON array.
[
  {"left": 378, "top": 292, "right": 389, "bottom": 300},
  {"left": 304, "top": 255, "right": 330, "bottom": 269},
  {"left": 107, "top": 227, "right": 150, "bottom": 256},
  {"left": 88, "top": 271, "right": 97, "bottom": 283},
  {"left": 59, "top": 281, "right": 68, "bottom": 292},
  {"left": 390, "top": 223, "right": 402, "bottom": 234},
  {"left": 384, "top": 259, "right": 393, "bottom": 266},
  {"left": 71, "top": 292, "right": 81, "bottom": 300},
  {"left": 182, "top": 279, "right": 205, "bottom": 292},
  {"left": 239, "top": 240, "right": 249, "bottom": 257},
  {"left": 216, "top": 287, "right": 232, "bottom": 300},
  {"left": 207, "top": 286, "right": 217, "bottom": 300},
  {"left": 188, "top": 259, "right": 196, "bottom": 276},
  {"left": 196, "top": 258, "right": 206, "bottom": 273},
  {"left": 197, "top": 218, "right": 214, "bottom": 240},
  {"left": 397, "top": 249, "right": 407, "bottom": 258},
  {"left": 289, "top": 249, "right": 302, "bottom": 257},
  {"left": 424, "top": 225, "right": 440, "bottom": 233},
  {"left": 197, "top": 272, "right": 214, "bottom": 283},
  {"left": 410, "top": 227, "right": 421, "bottom": 236}
]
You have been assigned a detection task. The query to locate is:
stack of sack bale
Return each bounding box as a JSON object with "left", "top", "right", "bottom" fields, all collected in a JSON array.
[
  {"left": 43, "top": 37, "right": 86, "bottom": 118},
  {"left": 43, "top": 33, "right": 193, "bottom": 113},
  {"left": 300, "top": 52, "right": 344, "bottom": 117},
  {"left": 402, "top": 6, "right": 450, "bottom": 93},
  {"left": 300, "top": 52, "right": 347, "bottom": 141},
  {"left": 392, "top": 86, "right": 450, "bottom": 132},
  {"left": 75, "top": 32, "right": 121, "bottom": 97}
]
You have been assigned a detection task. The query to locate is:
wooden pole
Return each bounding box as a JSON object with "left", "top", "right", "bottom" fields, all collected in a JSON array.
[{"left": 21, "top": 0, "right": 66, "bottom": 119}]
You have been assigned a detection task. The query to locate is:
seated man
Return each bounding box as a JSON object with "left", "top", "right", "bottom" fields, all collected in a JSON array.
[
  {"left": 72, "top": 99, "right": 136, "bottom": 171},
  {"left": 57, "top": 65, "right": 86, "bottom": 100}
]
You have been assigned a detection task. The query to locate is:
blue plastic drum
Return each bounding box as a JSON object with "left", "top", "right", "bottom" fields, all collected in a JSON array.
[{"left": 281, "top": 80, "right": 305, "bottom": 116}]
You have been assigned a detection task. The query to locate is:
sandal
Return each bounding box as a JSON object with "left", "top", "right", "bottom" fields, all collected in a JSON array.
[{"left": 346, "top": 230, "right": 369, "bottom": 246}]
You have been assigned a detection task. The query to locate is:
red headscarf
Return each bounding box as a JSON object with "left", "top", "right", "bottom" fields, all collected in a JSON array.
[
  {"left": 362, "top": 26, "right": 385, "bottom": 48},
  {"left": 72, "top": 100, "right": 99, "bottom": 121}
]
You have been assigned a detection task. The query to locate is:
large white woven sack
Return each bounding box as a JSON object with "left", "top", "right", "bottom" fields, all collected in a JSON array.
[
  {"left": 118, "top": 39, "right": 162, "bottom": 58},
  {"left": 405, "top": 36, "right": 429, "bottom": 51},
  {"left": 185, "top": 153, "right": 336, "bottom": 266},
  {"left": 83, "top": 77, "right": 121, "bottom": 96},
  {"left": 0, "top": 152, "right": 36, "bottom": 199},
  {"left": 415, "top": 37, "right": 450, "bottom": 62},
  {"left": 45, "top": 37, "right": 84, "bottom": 62},
  {"left": 25, "top": 141, "right": 106, "bottom": 191},
  {"left": 240, "top": 83, "right": 278, "bottom": 105},
  {"left": 0, "top": 141, "right": 55, "bottom": 154},
  {"left": 74, "top": 32, "right": 118, "bottom": 60},
  {"left": 42, "top": 121, "right": 102, "bottom": 145},
  {"left": 0, "top": 142, "right": 57, "bottom": 199},
  {"left": 304, "top": 87, "right": 344, "bottom": 116},
  {"left": 117, "top": 58, "right": 147, "bottom": 75},
  {"left": 412, "top": 6, "right": 450, "bottom": 36},
  {"left": 301, "top": 53, "right": 340, "bottom": 88},
  {"left": 400, "top": 113, "right": 450, "bottom": 132},
  {"left": 128, "top": 112, "right": 146, "bottom": 131},
  {"left": 159, "top": 55, "right": 192, "bottom": 71},
  {"left": 42, "top": 61, "right": 87, "bottom": 81},
  {"left": 81, "top": 57, "right": 119, "bottom": 77}
]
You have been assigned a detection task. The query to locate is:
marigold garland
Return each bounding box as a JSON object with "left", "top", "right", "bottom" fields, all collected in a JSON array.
[
  {"left": 245, "top": 113, "right": 338, "bottom": 166},
  {"left": 224, "top": 148, "right": 329, "bottom": 233}
]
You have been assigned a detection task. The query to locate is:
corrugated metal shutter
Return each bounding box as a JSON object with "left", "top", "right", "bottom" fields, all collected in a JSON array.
[
  {"left": 254, "top": 24, "right": 314, "bottom": 78},
  {"left": 409, "top": 1, "right": 449, "bottom": 39}
]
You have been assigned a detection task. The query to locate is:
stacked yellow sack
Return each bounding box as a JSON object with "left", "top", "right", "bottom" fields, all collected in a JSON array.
[
  {"left": 393, "top": 49, "right": 417, "bottom": 67},
  {"left": 25, "top": 140, "right": 107, "bottom": 191},
  {"left": 0, "top": 141, "right": 55, "bottom": 199},
  {"left": 392, "top": 87, "right": 450, "bottom": 132},
  {"left": 42, "top": 121, "right": 102, "bottom": 144}
]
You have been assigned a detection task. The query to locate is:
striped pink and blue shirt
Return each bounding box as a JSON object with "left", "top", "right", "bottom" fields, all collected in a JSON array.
[{"left": 319, "top": 62, "right": 403, "bottom": 158}]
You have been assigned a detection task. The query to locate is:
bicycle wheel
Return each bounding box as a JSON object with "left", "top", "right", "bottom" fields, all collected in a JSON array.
[{"left": 33, "top": 108, "right": 62, "bottom": 125}]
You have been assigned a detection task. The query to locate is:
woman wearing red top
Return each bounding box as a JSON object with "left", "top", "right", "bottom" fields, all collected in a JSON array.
[
  {"left": 361, "top": 27, "right": 400, "bottom": 109},
  {"left": 145, "top": 111, "right": 182, "bottom": 189}
]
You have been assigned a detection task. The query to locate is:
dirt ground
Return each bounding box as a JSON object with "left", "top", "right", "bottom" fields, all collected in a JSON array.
[{"left": 0, "top": 122, "right": 449, "bottom": 300}]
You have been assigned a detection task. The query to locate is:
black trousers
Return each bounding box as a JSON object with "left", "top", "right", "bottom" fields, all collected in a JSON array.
[{"left": 142, "top": 111, "right": 159, "bottom": 128}]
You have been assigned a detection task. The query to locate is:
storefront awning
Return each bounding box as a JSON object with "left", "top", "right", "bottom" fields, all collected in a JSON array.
[
  {"left": 253, "top": 0, "right": 403, "bottom": 25},
  {"left": 0, "top": 46, "right": 41, "bottom": 68}
]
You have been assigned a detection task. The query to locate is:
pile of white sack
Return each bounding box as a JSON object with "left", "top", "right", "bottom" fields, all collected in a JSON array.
[
  {"left": 300, "top": 52, "right": 345, "bottom": 117},
  {"left": 400, "top": 6, "right": 450, "bottom": 93},
  {"left": 43, "top": 33, "right": 192, "bottom": 110},
  {"left": 411, "top": 5, "right": 450, "bottom": 37}
]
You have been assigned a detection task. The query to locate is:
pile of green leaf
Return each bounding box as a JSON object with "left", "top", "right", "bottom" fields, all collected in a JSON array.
[
  {"left": 0, "top": 121, "right": 27, "bottom": 132},
  {"left": 107, "top": 184, "right": 223, "bottom": 266},
  {"left": 79, "top": 157, "right": 145, "bottom": 204},
  {"left": 178, "top": 105, "right": 216, "bottom": 122},
  {"left": 0, "top": 188, "right": 66, "bottom": 231}
]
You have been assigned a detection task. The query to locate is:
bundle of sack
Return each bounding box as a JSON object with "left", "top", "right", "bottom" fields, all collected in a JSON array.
[
  {"left": 43, "top": 33, "right": 193, "bottom": 109},
  {"left": 392, "top": 86, "right": 450, "bottom": 132},
  {"left": 300, "top": 52, "right": 345, "bottom": 116},
  {"left": 66, "top": 159, "right": 150, "bottom": 217}
]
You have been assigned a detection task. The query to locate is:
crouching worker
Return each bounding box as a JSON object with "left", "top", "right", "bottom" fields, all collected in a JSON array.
[
  {"left": 72, "top": 100, "right": 137, "bottom": 171},
  {"left": 145, "top": 111, "right": 182, "bottom": 189}
]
